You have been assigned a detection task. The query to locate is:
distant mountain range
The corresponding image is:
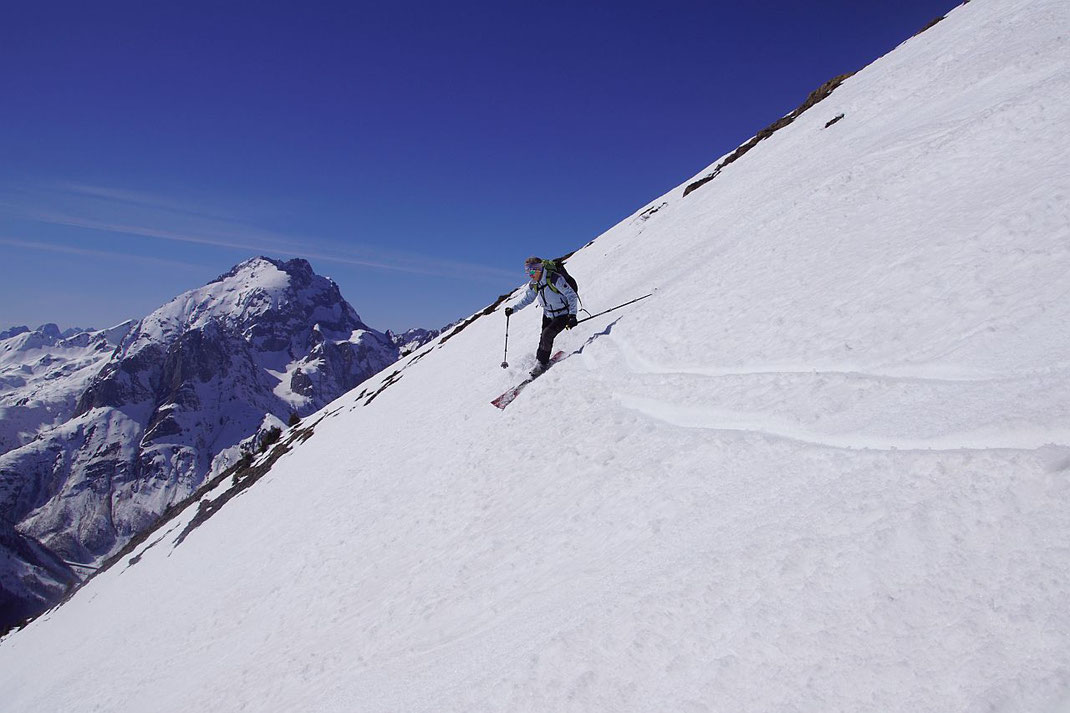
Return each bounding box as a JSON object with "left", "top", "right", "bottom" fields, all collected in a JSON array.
[
  {"left": 0, "top": 324, "right": 95, "bottom": 341},
  {"left": 0, "top": 256, "right": 439, "bottom": 630}
]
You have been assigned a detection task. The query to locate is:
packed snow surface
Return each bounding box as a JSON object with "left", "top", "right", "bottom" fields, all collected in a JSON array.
[{"left": 2, "top": 0, "right": 1069, "bottom": 710}]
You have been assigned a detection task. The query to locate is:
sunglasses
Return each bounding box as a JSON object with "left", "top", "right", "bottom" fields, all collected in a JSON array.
[{"left": 526, "top": 266, "right": 541, "bottom": 275}]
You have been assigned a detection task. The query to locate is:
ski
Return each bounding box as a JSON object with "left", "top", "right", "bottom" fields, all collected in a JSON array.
[{"left": 491, "top": 351, "right": 566, "bottom": 409}]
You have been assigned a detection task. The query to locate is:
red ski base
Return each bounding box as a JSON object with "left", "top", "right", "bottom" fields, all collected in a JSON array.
[{"left": 491, "top": 351, "right": 566, "bottom": 409}]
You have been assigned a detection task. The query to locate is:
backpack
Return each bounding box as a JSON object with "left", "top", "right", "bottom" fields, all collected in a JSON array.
[{"left": 541, "top": 257, "right": 579, "bottom": 297}]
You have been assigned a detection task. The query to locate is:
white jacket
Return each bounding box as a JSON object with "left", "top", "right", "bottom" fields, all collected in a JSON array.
[{"left": 511, "top": 271, "right": 578, "bottom": 318}]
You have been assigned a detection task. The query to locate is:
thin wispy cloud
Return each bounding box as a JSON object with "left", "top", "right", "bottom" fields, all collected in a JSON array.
[
  {"left": 19, "top": 208, "right": 307, "bottom": 257},
  {"left": 1, "top": 183, "right": 517, "bottom": 283},
  {"left": 24, "top": 209, "right": 486, "bottom": 278},
  {"left": 58, "top": 182, "right": 245, "bottom": 223},
  {"left": 0, "top": 237, "right": 209, "bottom": 271}
]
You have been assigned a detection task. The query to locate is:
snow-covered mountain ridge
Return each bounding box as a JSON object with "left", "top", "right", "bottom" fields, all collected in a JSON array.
[
  {"left": 0, "top": 256, "right": 401, "bottom": 629},
  {"left": 2, "top": 1, "right": 1069, "bottom": 711},
  {"left": 0, "top": 321, "right": 133, "bottom": 455}
]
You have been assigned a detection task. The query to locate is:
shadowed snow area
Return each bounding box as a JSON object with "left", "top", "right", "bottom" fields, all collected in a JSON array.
[{"left": 2, "top": 0, "right": 1069, "bottom": 710}]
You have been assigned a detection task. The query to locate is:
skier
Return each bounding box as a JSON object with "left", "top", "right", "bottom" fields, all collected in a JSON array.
[{"left": 504, "top": 256, "right": 579, "bottom": 376}]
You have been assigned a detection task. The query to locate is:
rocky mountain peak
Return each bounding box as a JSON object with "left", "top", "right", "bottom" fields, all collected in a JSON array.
[
  {"left": 0, "top": 326, "right": 30, "bottom": 341},
  {"left": 131, "top": 256, "right": 366, "bottom": 351},
  {"left": 214, "top": 255, "right": 314, "bottom": 284},
  {"left": 1, "top": 257, "right": 403, "bottom": 630}
]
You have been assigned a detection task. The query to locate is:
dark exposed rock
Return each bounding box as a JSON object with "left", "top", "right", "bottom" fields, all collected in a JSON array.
[
  {"left": 290, "top": 369, "right": 315, "bottom": 397},
  {"left": 36, "top": 324, "right": 62, "bottom": 340},
  {"left": 0, "top": 521, "right": 78, "bottom": 636},
  {"left": 683, "top": 72, "right": 856, "bottom": 197},
  {"left": 637, "top": 202, "right": 667, "bottom": 222},
  {"left": 0, "top": 326, "right": 30, "bottom": 340}
]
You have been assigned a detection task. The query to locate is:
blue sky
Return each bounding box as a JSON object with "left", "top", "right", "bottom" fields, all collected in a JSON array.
[{"left": 1, "top": 0, "right": 957, "bottom": 333}]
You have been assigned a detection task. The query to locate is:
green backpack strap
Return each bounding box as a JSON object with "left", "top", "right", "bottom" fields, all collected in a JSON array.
[{"left": 541, "top": 260, "right": 563, "bottom": 295}]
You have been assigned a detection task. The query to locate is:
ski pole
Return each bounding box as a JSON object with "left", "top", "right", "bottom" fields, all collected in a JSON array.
[
  {"left": 575, "top": 292, "right": 654, "bottom": 325},
  {"left": 501, "top": 312, "right": 511, "bottom": 368}
]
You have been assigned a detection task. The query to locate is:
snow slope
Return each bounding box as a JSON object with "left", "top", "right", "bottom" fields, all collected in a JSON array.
[{"left": 2, "top": 0, "right": 1069, "bottom": 710}]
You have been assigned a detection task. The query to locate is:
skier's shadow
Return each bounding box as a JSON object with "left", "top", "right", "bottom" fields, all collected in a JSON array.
[{"left": 571, "top": 317, "right": 620, "bottom": 356}]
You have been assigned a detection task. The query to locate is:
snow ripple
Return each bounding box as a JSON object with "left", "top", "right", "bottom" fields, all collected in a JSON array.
[{"left": 616, "top": 392, "right": 1070, "bottom": 452}]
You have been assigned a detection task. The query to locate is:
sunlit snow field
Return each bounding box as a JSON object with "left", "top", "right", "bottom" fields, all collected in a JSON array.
[{"left": 2, "top": 0, "right": 1069, "bottom": 710}]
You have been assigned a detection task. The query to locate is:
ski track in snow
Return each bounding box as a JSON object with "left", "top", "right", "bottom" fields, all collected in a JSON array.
[
  {"left": 616, "top": 392, "right": 1070, "bottom": 452},
  {"left": 603, "top": 337, "right": 1070, "bottom": 452},
  {"left": 617, "top": 340, "right": 1070, "bottom": 385}
]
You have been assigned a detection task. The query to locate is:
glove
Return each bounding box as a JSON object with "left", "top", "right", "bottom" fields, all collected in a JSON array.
[
  {"left": 566, "top": 314, "right": 578, "bottom": 329},
  {"left": 504, "top": 307, "right": 513, "bottom": 317}
]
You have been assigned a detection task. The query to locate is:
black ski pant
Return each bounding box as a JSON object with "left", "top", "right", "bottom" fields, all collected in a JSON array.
[{"left": 537, "top": 314, "right": 570, "bottom": 365}]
